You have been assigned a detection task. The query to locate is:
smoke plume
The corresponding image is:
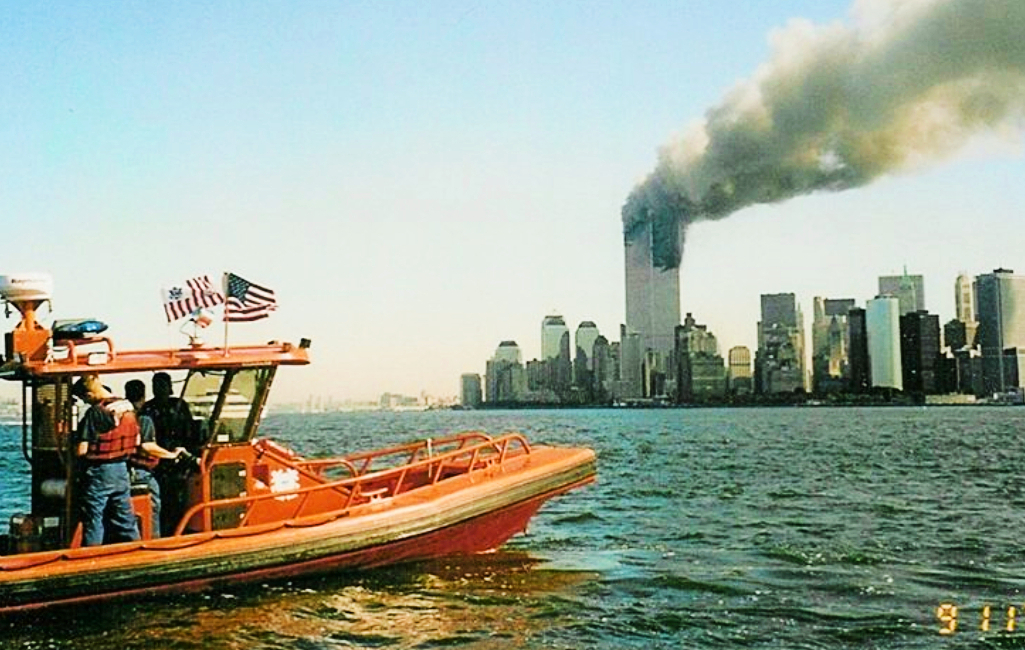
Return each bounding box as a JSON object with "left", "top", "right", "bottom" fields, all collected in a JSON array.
[{"left": 623, "top": 0, "right": 1025, "bottom": 269}]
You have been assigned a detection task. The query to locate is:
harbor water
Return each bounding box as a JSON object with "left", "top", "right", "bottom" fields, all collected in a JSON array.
[{"left": 2, "top": 406, "right": 1025, "bottom": 649}]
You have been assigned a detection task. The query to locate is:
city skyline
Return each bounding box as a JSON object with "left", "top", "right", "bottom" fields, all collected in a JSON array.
[
  {"left": 1, "top": 1, "right": 1023, "bottom": 403},
  {"left": 476, "top": 264, "right": 1013, "bottom": 371},
  {"left": 472, "top": 264, "right": 1023, "bottom": 406}
]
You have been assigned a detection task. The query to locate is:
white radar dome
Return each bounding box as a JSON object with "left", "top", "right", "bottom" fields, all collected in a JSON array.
[{"left": 0, "top": 273, "right": 53, "bottom": 302}]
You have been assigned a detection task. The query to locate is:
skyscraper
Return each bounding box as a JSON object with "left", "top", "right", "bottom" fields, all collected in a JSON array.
[
  {"left": 674, "top": 313, "right": 725, "bottom": 402},
  {"left": 847, "top": 308, "right": 870, "bottom": 393},
  {"left": 624, "top": 224, "right": 681, "bottom": 381},
  {"left": 592, "top": 335, "right": 612, "bottom": 403},
  {"left": 811, "top": 297, "right": 855, "bottom": 393},
  {"left": 617, "top": 325, "right": 643, "bottom": 399},
  {"left": 952, "top": 272, "right": 979, "bottom": 350},
  {"left": 541, "top": 314, "right": 571, "bottom": 396},
  {"left": 878, "top": 271, "right": 925, "bottom": 315},
  {"left": 485, "top": 341, "right": 526, "bottom": 403},
  {"left": 866, "top": 295, "right": 902, "bottom": 391},
  {"left": 541, "top": 315, "right": 569, "bottom": 360},
  {"left": 954, "top": 273, "right": 975, "bottom": 323},
  {"left": 573, "top": 321, "right": 600, "bottom": 397},
  {"left": 727, "top": 346, "right": 753, "bottom": 395},
  {"left": 460, "top": 374, "right": 482, "bottom": 408},
  {"left": 899, "top": 310, "right": 941, "bottom": 395},
  {"left": 755, "top": 293, "right": 806, "bottom": 394},
  {"left": 975, "top": 269, "right": 1025, "bottom": 394},
  {"left": 574, "top": 321, "right": 600, "bottom": 370}
]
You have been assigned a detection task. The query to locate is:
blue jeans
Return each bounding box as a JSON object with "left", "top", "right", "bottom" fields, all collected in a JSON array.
[
  {"left": 79, "top": 462, "right": 140, "bottom": 546},
  {"left": 131, "top": 467, "right": 162, "bottom": 538}
]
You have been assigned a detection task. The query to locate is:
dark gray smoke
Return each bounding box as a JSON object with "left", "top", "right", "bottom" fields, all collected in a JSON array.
[{"left": 623, "top": 0, "right": 1025, "bottom": 269}]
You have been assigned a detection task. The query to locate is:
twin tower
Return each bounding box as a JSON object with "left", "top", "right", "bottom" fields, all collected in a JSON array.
[{"left": 623, "top": 223, "right": 681, "bottom": 381}]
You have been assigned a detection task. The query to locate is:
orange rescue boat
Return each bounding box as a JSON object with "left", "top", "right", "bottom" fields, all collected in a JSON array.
[{"left": 0, "top": 274, "right": 596, "bottom": 613}]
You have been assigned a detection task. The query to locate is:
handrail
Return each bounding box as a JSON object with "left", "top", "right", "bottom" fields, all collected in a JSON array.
[
  {"left": 293, "top": 457, "right": 360, "bottom": 478},
  {"left": 291, "top": 431, "right": 496, "bottom": 479},
  {"left": 340, "top": 431, "right": 495, "bottom": 475},
  {"left": 173, "top": 432, "right": 532, "bottom": 536}
]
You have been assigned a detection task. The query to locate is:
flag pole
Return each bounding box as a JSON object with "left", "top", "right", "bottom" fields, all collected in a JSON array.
[
  {"left": 222, "top": 272, "right": 230, "bottom": 356},
  {"left": 163, "top": 287, "right": 175, "bottom": 359}
]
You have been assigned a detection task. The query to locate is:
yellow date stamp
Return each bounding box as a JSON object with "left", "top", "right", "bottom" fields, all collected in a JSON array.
[{"left": 937, "top": 603, "right": 1022, "bottom": 635}]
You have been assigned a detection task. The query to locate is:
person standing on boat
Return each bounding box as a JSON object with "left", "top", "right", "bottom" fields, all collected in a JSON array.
[
  {"left": 125, "top": 379, "right": 185, "bottom": 538},
  {"left": 141, "top": 371, "right": 196, "bottom": 536},
  {"left": 72, "top": 374, "right": 141, "bottom": 546}
]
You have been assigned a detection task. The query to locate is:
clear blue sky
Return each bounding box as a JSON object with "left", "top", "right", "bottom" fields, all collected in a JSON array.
[{"left": 1, "top": 0, "right": 1022, "bottom": 403}]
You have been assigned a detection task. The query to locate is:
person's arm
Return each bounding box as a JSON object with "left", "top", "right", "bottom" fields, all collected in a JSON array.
[
  {"left": 137, "top": 414, "right": 183, "bottom": 459},
  {"left": 141, "top": 441, "right": 184, "bottom": 460}
]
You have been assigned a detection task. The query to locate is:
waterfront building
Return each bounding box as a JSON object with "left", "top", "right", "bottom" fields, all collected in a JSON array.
[
  {"left": 525, "top": 359, "right": 544, "bottom": 391},
  {"left": 811, "top": 297, "right": 855, "bottom": 393},
  {"left": 608, "top": 340, "right": 622, "bottom": 389},
  {"left": 727, "top": 346, "right": 753, "bottom": 395},
  {"left": 574, "top": 321, "right": 599, "bottom": 368},
  {"left": 975, "top": 268, "right": 1025, "bottom": 395},
  {"left": 866, "top": 296, "right": 903, "bottom": 391},
  {"left": 943, "top": 319, "right": 968, "bottom": 352},
  {"left": 624, "top": 223, "right": 680, "bottom": 391},
  {"left": 847, "top": 308, "right": 870, "bottom": 393},
  {"left": 573, "top": 321, "right": 600, "bottom": 395},
  {"left": 953, "top": 273, "right": 979, "bottom": 350},
  {"left": 954, "top": 272, "right": 976, "bottom": 321},
  {"left": 641, "top": 349, "right": 664, "bottom": 399},
  {"left": 540, "top": 314, "right": 571, "bottom": 396},
  {"left": 492, "top": 340, "right": 521, "bottom": 364},
  {"left": 674, "top": 313, "right": 726, "bottom": 403},
  {"left": 460, "top": 374, "right": 482, "bottom": 408},
  {"left": 616, "top": 326, "right": 643, "bottom": 400},
  {"left": 755, "top": 293, "right": 806, "bottom": 394},
  {"left": 949, "top": 347, "right": 983, "bottom": 395},
  {"left": 541, "top": 315, "right": 568, "bottom": 360},
  {"left": 899, "top": 310, "right": 941, "bottom": 395},
  {"left": 878, "top": 270, "right": 925, "bottom": 315},
  {"left": 592, "top": 335, "right": 612, "bottom": 403},
  {"left": 485, "top": 341, "right": 527, "bottom": 403}
]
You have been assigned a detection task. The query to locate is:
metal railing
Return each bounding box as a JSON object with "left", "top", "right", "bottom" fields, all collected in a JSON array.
[{"left": 173, "top": 432, "right": 531, "bottom": 536}]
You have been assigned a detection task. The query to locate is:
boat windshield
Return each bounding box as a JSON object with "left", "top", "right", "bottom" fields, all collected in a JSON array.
[{"left": 182, "top": 366, "right": 275, "bottom": 446}]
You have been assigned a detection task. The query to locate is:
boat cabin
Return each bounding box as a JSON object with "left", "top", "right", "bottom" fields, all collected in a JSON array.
[{"left": 0, "top": 273, "right": 312, "bottom": 551}]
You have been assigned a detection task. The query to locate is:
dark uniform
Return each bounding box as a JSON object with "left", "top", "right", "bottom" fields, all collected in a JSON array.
[{"left": 141, "top": 395, "right": 194, "bottom": 535}]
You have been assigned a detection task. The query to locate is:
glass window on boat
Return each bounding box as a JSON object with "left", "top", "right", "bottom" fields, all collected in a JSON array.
[{"left": 182, "top": 367, "right": 274, "bottom": 446}]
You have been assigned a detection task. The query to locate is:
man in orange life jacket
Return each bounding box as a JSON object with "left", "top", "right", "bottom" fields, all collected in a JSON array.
[
  {"left": 72, "top": 374, "right": 141, "bottom": 546},
  {"left": 125, "top": 379, "right": 185, "bottom": 538}
]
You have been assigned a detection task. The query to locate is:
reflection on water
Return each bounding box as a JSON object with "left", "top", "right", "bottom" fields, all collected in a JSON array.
[{"left": 0, "top": 552, "right": 599, "bottom": 650}]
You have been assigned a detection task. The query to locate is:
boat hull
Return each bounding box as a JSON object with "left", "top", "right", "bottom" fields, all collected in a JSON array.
[{"left": 0, "top": 446, "right": 595, "bottom": 613}]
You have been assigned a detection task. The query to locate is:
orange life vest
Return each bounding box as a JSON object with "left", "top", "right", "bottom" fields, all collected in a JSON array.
[{"left": 86, "top": 410, "right": 141, "bottom": 462}]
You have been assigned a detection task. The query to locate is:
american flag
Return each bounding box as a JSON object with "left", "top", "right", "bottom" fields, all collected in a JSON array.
[
  {"left": 224, "top": 272, "right": 277, "bottom": 322},
  {"left": 162, "top": 275, "right": 225, "bottom": 322}
]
